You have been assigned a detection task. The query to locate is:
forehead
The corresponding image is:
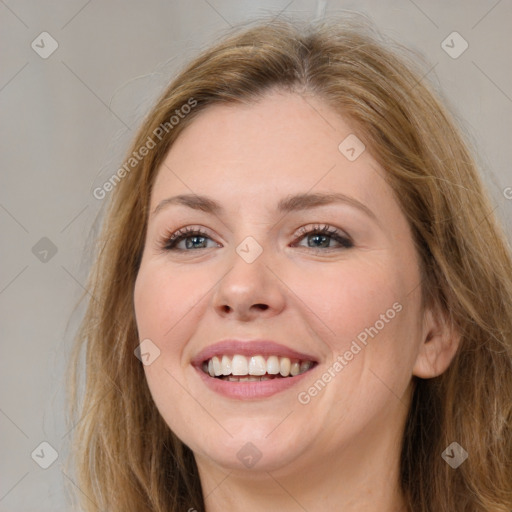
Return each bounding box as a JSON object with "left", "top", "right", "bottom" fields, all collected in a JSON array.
[{"left": 151, "top": 91, "right": 394, "bottom": 217}]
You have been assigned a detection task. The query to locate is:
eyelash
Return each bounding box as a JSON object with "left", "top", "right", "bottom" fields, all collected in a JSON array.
[
  {"left": 158, "top": 224, "right": 353, "bottom": 252},
  {"left": 293, "top": 224, "right": 354, "bottom": 250}
]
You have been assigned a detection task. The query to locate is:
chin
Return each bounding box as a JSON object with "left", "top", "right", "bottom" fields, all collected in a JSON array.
[{"left": 182, "top": 416, "right": 314, "bottom": 474}]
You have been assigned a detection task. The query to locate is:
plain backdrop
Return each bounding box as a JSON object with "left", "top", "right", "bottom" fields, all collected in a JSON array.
[{"left": 1, "top": 1, "right": 511, "bottom": 510}]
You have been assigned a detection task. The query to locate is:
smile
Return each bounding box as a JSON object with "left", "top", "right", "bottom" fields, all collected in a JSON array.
[
  {"left": 192, "top": 339, "right": 319, "bottom": 399},
  {"left": 201, "top": 354, "right": 315, "bottom": 381}
]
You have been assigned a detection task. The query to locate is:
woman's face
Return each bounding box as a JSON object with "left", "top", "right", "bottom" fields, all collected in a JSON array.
[{"left": 134, "top": 90, "right": 429, "bottom": 477}]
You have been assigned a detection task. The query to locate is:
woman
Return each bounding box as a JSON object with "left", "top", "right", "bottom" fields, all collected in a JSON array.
[{"left": 68, "top": 16, "right": 512, "bottom": 512}]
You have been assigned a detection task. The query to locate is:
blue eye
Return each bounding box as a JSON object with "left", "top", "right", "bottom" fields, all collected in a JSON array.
[
  {"left": 293, "top": 224, "right": 354, "bottom": 250},
  {"left": 159, "top": 224, "right": 353, "bottom": 252},
  {"left": 160, "top": 226, "right": 218, "bottom": 251}
]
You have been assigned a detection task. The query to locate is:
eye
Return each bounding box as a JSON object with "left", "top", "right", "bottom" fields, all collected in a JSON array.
[
  {"left": 159, "top": 223, "right": 353, "bottom": 253},
  {"left": 159, "top": 226, "right": 220, "bottom": 251},
  {"left": 292, "top": 224, "right": 353, "bottom": 250}
]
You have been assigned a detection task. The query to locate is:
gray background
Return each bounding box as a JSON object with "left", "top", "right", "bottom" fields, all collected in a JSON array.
[{"left": 1, "top": 1, "right": 511, "bottom": 510}]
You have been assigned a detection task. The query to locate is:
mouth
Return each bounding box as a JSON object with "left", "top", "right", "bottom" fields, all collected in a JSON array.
[
  {"left": 201, "top": 354, "right": 316, "bottom": 381},
  {"left": 192, "top": 340, "right": 319, "bottom": 399}
]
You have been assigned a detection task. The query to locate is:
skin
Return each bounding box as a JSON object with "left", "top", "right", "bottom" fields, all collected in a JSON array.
[{"left": 133, "top": 89, "right": 460, "bottom": 511}]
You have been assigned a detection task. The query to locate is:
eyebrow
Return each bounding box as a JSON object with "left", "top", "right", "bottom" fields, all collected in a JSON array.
[{"left": 151, "top": 192, "right": 377, "bottom": 222}]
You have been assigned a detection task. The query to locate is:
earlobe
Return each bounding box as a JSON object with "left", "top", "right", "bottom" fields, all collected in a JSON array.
[{"left": 412, "top": 306, "right": 461, "bottom": 379}]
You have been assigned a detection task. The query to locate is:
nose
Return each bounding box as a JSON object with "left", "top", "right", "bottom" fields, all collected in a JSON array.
[{"left": 211, "top": 245, "right": 286, "bottom": 322}]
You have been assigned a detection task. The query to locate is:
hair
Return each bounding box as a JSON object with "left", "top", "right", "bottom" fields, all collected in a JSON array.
[{"left": 67, "top": 15, "right": 512, "bottom": 512}]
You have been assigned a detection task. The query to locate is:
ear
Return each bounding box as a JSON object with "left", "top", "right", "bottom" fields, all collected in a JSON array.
[{"left": 412, "top": 304, "right": 461, "bottom": 378}]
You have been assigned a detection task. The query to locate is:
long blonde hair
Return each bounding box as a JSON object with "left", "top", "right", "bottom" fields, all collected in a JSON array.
[{"left": 68, "top": 16, "right": 512, "bottom": 512}]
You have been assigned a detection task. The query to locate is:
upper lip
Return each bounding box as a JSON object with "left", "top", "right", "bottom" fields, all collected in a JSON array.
[{"left": 191, "top": 339, "right": 319, "bottom": 366}]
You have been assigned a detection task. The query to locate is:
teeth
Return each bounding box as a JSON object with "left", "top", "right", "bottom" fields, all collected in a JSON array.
[
  {"left": 231, "top": 355, "right": 248, "bottom": 376},
  {"left": 212, "top": 356, "right": 222, "bottom": 376},
  {"left": 300, "top": 361, "right": 312, "bottom": 373},
  {"left": 221, "top": 355, "right": 231, "bottom": 376},
  {"left": 248, "top": 355, "right": 266, "bottom": 376},
  {"left": 280, "top": 357, "right": 291, "bottom": 377},
  {"left": 202, "top": 354, "right": 315, "bottom": 378},
  {"left": 225, "top": 375, "right": 272, "bottom": 382},
  {"left": 266, "top": 355, "right": 280, "bottom": 374}
]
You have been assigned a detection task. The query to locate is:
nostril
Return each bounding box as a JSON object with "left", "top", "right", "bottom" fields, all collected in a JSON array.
[{"left": 221, "top": 304, "right": 268, "bottom": 313}]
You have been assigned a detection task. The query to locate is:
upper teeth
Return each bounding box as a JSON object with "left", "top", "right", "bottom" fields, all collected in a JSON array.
[{"left": 203, "top": 355, "right": 313, "bottom": 377}]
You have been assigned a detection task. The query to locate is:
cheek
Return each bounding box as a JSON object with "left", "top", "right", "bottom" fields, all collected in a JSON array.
[
  {"left": 134, "top": 263, "right": 206, "bottom": 433},
  {"left": 294, "top": 255, "right": 422, "bottom": 390},
  {"left": 293, "top": 257, "right": 404, "bottom": 345},
  {"left": 134, "top": 266, "right": 168, "bottom": 342},
  {"left": 134, "top": 261, "right": 207, "bottom": 348}
]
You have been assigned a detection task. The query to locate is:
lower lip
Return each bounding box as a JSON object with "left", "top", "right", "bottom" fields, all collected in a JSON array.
[{"left": 194, "top": 366, "right": 314, "bottom": 399}]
